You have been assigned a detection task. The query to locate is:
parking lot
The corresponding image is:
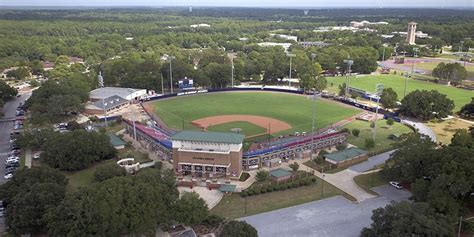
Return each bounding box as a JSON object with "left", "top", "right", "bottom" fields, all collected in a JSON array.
[{"left": 241, "top": 185, "right": 411, "bottom": 237}]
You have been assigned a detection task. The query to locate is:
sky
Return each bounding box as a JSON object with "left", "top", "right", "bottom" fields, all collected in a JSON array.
[{"left": 0, "top": 0, "right": 473, "bottom": 8}]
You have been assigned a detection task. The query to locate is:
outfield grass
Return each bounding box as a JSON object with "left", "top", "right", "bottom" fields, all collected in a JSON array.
[
  {"left": 210, "top": 176, "right": 345, "bottom": 219},
  {"left": 353, "top": 171, "right": 387, "bottom": 196},
  {"left": 342, "top": 120, "right": 413, "bottom": 151},
  {"left": 152, "top": 92, "right": 360, "bottom": 134},
  {"left": 326, "top": 74, "right": 473, "bottom": 111},
  {"left": 207, "top": 121, "right": 267, "bottom": 137}
]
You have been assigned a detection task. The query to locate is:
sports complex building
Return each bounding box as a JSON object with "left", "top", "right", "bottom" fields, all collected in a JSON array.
[{"left": 123, "top": 87, "right": 350, "bottom": 179}]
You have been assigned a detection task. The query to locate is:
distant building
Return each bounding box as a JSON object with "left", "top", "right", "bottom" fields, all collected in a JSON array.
[
  {"left": 84, "top": 95, "right": 130, "bottom": 115},
  {"left": 406, "top": 22, "right": 417, "bottom": 45},
  {"left": 257, "top": 42, "right": 292, "bottom": 52},
  {"left": 42, "top": 61, "right": 55, "bottom": 71},
  {"left": 107, "top": 133, "right": 126, "bottom": 150},
  {"left": 314, "top": 26, "right": 375, "bottom": 33},
  {"left": 350, "top": 20, "right": 389, "bottom": 28},
  {"left": 270, "top": 33, "right": 298, "bottom": 42},
  {"left": 190, "top": 23, "right": 210, "bottom": 28},
  {"left": 298, "top": 41, "right": 331, "bottom": 48},
  {"left": 269, "top": 168, "right": 292, "bottom": 182}
]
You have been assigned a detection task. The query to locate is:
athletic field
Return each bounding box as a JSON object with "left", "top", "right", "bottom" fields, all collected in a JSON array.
[
  {"left": 326, "top": 75, "right": 473, "bottom": 111},
  {"left": 151, "top": 92, "right": 360, "bottom": 136}
]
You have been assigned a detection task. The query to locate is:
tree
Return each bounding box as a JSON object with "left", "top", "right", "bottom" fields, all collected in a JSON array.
[
  {"left": 0, "top": 166, "right": 67, "bottom": 235},
  {"left": 299, "top": 74, "right": 315, "bottom": 92},
  {"left": 314, "top": 77, "right": 327, "bottom": 92},
  {"left": 386, "top": 118, "right": 394, "bottom": 127},
  {"left": 94, "top": 163, "right": 127, "bottom": 182},
  {"left": 399, "top": 90, "right": 454, "bottom": 120},
  {"left": 432, "top": 62, "right": 467, "bottom": 85},
  {"left": 6, "top": 67, "right": 30, "bottom": 80},
  {"left": 336, "top": 143, "right": 347, "bottom": 150},
  {"left": 221, "top": 220, "right": 258, "bottom": 237},
  {"left": 173, "top": 192, "right": 209, "bottom": 225},
  {"left": 380, "top": 88, "right": 398, "bottom": 109},
  {"left": 352, "top": 128, "right": 360, "bottom": 137},
  {"left": 450, "top": 129, "right": 473, "bottom": 149},
  {"left": 364, "top": 138, "right": 375, "bottom": 149},
  {"left": 47, "top": 170, "right": 179, "bottom": 236},
  {"left": 289, "top": 162, "right": 299, "bottom": 172},
  {"left": 338, "top": 83, "right": 347, "bottom": 96},
  {"left": 361, "top": 201, "right": 454, "bottom": 237},
  {"left": 0, "top": 81, "right": 18, "bottom": 103},
  {"left": 42, "top": 130, "right": 116, "bottom": 171},
  {"left": 459, "top": 97, "right": 474, "bottom": 120},
  {"left": 256, "top": 170, "right": 269, "bottom": 182}
]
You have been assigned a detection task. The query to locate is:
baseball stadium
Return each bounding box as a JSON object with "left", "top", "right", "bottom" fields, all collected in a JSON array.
[{"left": 124, "top": 88, "right": 365, "bottom": 179}]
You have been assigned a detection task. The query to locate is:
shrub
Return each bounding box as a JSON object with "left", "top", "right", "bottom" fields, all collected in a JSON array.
[
  {"left": 386, "top": 118, "right": 395, "bottom": 127},
  {"left": 93, "top": 163, "right": 126, "bottom": 182},
  {"left": 261, "top": 187, "right": 267, "bottom": 194},
  {"left": 240, "top": 191, "right": 248, "bottom": 197},
  {"left": 289, "top": 162, "right": 299, "bottom": 172},
  {"left": 292, "top": 182, "right": 299, "bottom": 188},
  {"left": 253, "top": 188, "right": 261, "bottom": 195},
  {"left": 299, "top": 180, "right": 305, "bottom": 186},
  {"left": 256, "top": 170, "right": 269, "bottom": 182},
  {"left": 370, "top": 122, "right": 376, "bottom": 128},
  {"left": 341, "top": 128, "right": 350, "bottom": 133},
  {"left": 267, "top": 186, "right": 274, "bottom": 192},
  {"left": 279, "top": 184, "right": 287, "bottom": 190},
  {"left": 336, "top": 143, "right": 347, "bottom": 151},
  {"left": 352, "top": 128, "right": 360, "bottom": 137},
  {"left": 365, "top": 138, "right": 376, "bottom": 149},
  {"left": 304, "top": 179, "right": 311, "bottom": 185},
  {"left": 202, "top": 214, "right": 224, "bottom": 227},
  {"left": 273, "top": 185, "right": 280, "bottom": 191},
  {"left": 246, "top": 190, "right": 254, "bottom": 196},
  {"left": 311, "top": 177, "right": 317, "bottom": 182}
]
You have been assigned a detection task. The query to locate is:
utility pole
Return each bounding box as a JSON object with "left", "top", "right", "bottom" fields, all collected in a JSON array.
[
  {"left": 102, "top": 97, "right": 107, "bottom": 130},
  {"left": 343, "top": 59, "right": 353, "bottom": 96},
  {"left": 311, "top": 53, "right": 316, "bottom": 77},
  {"left": 311, "top": 93, "right": 317, "bottom": 157},
  {"left": 458, "top": 216, "right": 462, "bottom": 237},
  {"left": 288, "top": 53, "right": 296, "bottom": 88},
  {"left": 161, "top": 73, "right": 164, "bottom": 94},
  {"left": 373, "top": 83, "right": 383, "bottom": 142},
  {"left": 371, "top": 165, "right": 376, "bottom": 187},
  {"left": 131, "top": 99, "right": 137, "bottom": 140},
  {"left": 321, "top": 173, "right": 325, "bottom": 198},
  {"left": 404, "top": 47, "right": 417, "bottom": 97},
  {"left": 459, "top": 41, "right": 464, "bottom": 54},
  {"left": 228, "top": 53, "right": 237, "bottom": 88}
]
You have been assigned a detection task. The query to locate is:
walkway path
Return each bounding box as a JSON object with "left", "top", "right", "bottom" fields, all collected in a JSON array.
[{"left": 402, "top": 119, "right": 437, "bottom": 142}]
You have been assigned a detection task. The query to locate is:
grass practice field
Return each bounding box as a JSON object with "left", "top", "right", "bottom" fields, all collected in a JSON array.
[
  {"left": 152, "top": 92, "right": 360, "bottom": 135},
  {"left": 326, "top": 74, "right": 473, "bottom": 111}
]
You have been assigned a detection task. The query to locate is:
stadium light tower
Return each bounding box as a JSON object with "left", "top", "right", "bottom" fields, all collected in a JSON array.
[
  {"left": 168, "top": 55, "right": 176, "bottom": 93},
  {"left": 343, "top": 58, "right": 353, "bottom": 96},
  {"left": 404, "top": 47, "right": 418, "bottom": 97},
  {"left": 310, "top": 53, "right": 316, "bottom": 77},
  {"left": 227, "top": 52, "right": 237, "bottom": 88},
  {"left": 373, "top": 83, "right": 384, "bottom": 142},
  {"left": 287, "top": 53, "right": 296, "bottom": 88}
]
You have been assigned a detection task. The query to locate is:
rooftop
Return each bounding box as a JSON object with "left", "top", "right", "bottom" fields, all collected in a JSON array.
[
  {"left": 90, "top": 87, "right": 145, "bottom": 100},
  {"left": 171, "top": 130, "right": 245, "bottom": 144},
  {"left": 270, "top": 168, "right": 291, "bottom": 178},
  {"left": 324, "top": 147, "right": 367, "bottom": 162},
  {"left": 89, "top": 95, "right": 129, "bottom": 110}
]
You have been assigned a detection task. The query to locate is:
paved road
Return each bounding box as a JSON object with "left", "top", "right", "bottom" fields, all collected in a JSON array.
[
  {"left": 241, "top": 185, "right": 411, "bottom": 237},
  {"left": 0, "top": 92, "right": 30, "bottom": 233},
  {"left": 0, "top": 92, "right": 31, "bottom": 185},
  {"left": 402, "top": 119, "right": 437, "bottom": 142},
  {"left": 349, "top": 150, "right": 396, "bottom": 173}
]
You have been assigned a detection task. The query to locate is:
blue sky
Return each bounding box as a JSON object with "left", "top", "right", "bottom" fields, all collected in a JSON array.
[{"left": 0, "top": 0, "right": 473, "bottom": 8}]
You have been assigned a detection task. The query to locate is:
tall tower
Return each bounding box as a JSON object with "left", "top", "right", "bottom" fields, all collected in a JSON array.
[
  {"left": 406, "top": 22, "right": 417, "bottom": 45},
  {"left": 98, "top": 71, "right": 104, "bottom": 88}
]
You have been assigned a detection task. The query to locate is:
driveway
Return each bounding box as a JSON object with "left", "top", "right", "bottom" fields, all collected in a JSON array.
[
  {"left": 349, "top": 150, "right": 395, "bottom": 173},
  {"left": 241, "top": 185, "right": 411, "bottom": 237}
]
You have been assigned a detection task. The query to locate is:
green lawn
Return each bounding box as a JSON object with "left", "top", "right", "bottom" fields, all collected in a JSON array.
[
  {"left": 342, "top": 120, "right": 413, "bottom": 151},
  {"left": 207, "top": 121, "right": 267, "bottom": 137},
  {"left": 210, "top": 176, "right": 346, "bottom": 219},
  {"left": 326, "top": 74, "right": 473, "bottom": 111},
  {"left": 152, "top": 92, "right": 360, "bottom": 135},
  {"left": 353, "top": 171, "right": 387, "bottom": 196},
  {"left": 63, "top": 159, "right": 116, "bottom": 192}
]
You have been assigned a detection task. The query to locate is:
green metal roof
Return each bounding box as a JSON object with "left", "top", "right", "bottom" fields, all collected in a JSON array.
[
  {"left": 171, "top": 130, "right": 245, "bottom": 144},
  {"left": 324, "top": 147, "right": 367, "bottom": 162},
  {"left": 107, "top": 133, "right": 126, "bottom": 147},
  {"left": 219, "top": 184, "right": 236, "bottom": 193},
  {"left": 270, "top": 168, "right": 291, "bottom": 178}
]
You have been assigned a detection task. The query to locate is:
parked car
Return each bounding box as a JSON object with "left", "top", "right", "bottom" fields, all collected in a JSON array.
[
  {"left": 4, "top": 174, "right": 13, "bottom": 179},
  {"left": 5, "top": 167, "right": 18, "bottom": 174},
  {"left": 33, "top": 153, "right": 41, "bottom": 159},
  {"left": 6, "top": 163, "right": 20, "bottom": 168},
  {"left": 10, "top": 150, "right": 20, "bottom": 156},
  {"left": 389, "top": 181, "right": 403, "bottom": 189},
  {"left": 15, "top": 110, "right": 24, "bottom": 116},
  {"left": 13, "top": 124, "right": 22, "bottom": 130},
  {"left": 9, "top": 138, "right": 17, "bottom": 144}
]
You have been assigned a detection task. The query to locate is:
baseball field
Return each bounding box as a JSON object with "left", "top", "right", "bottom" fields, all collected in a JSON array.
[
  {"left": 326, "top": 74, "right": 473, "bottom": 111},
  {"left": 151, "top": 92, "right": 360, "bottom": 137}
]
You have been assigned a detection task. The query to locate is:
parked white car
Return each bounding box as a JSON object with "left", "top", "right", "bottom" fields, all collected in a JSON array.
[
  {"left": 389, "top": 181, "right": 403, "bottom": 189},
  {"left": 4, "top": 174, "right": 13, "bottom": 179}
]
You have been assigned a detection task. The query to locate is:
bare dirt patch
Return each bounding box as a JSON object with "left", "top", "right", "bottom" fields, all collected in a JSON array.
[{"left": 191, "top": 115, "right": 292, "bottom": 136}]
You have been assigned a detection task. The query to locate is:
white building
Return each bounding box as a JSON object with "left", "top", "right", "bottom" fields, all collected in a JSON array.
[
  {"left": 190, "top": 23, "right": 211, "bottom": 28},
  {"left": 89, "top": 87, "right": 147, "bottom": 101},
  {"left": 270, "top": 34, "right": 298, "bottom": 42},
  {"left": 257, "top": 42, "right": 292, "bottom": 52},
  {"left": 350, "top": 20, "right": 389, "bottom": 28}
]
